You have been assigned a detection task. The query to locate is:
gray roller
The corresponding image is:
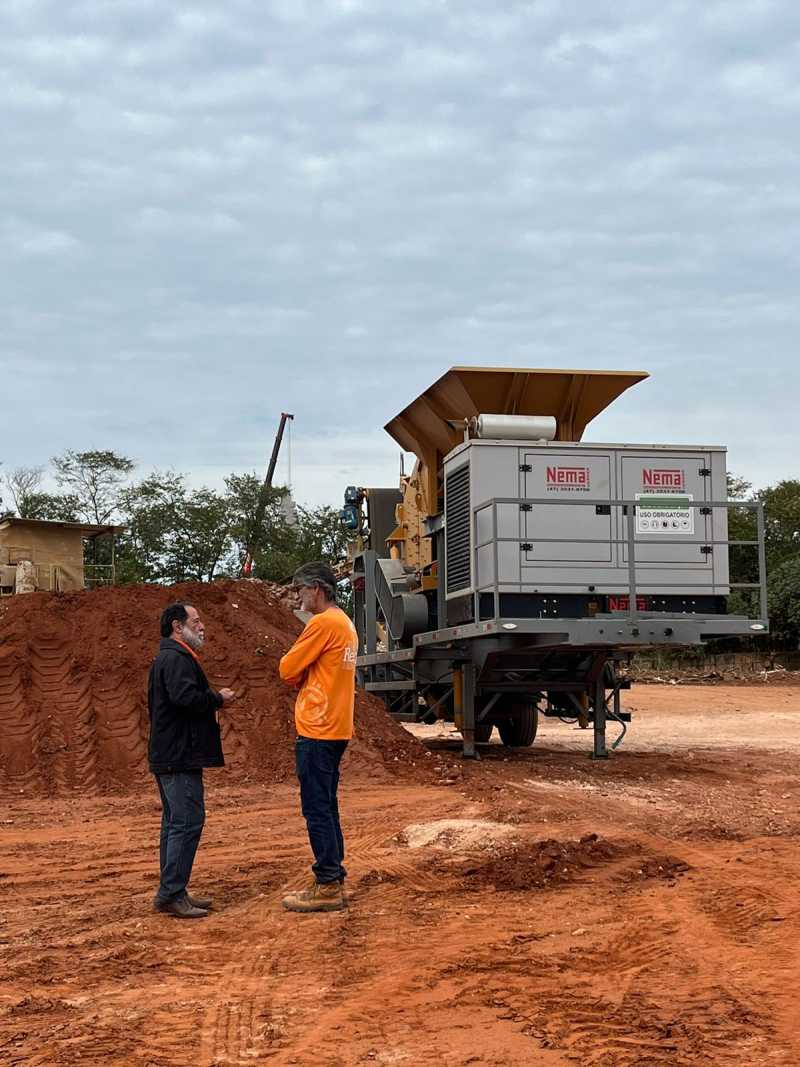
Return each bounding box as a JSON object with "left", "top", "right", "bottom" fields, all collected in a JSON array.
[{"left": 475, "top": 413, "right": 557, "bottom": 441}]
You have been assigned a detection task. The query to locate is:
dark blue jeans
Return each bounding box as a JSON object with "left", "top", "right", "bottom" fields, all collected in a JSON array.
[
  {"left": 155, "top": 770, "right": 205, "bottom": 902},
  {"left": 296, "top": 737, "right": 348, "bottom": 884}
]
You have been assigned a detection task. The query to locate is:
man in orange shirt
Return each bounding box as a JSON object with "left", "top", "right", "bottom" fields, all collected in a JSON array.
[{"left": 279, "top": 561, "right": 358, "bottom": 913}]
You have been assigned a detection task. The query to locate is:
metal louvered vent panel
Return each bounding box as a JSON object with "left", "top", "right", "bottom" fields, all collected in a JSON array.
[{"left": 445, "top": 463, "right": 471, "bottom": 593}]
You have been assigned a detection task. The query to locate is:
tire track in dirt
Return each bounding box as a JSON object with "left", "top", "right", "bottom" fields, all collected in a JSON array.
[
  {"left": 698, "top": 880, "right": 789, "bottom": 943},
  {"left": 619, "top": 830, "right": 796, "bottom": 950},
  {"left": 196, "top": 804, "right": 474, "bottom": 1066},
  {"left": 0, "top": 656, "right": 41, "bottom": 792},
  {"left": 339, "top": 811, "right": 462, "bottom": 893},
  {"left": 198, "top": 894, "right": 326, "bottom": 1066},
  {"left": 463, "top": 916, "right": 771, "bottom": 1064},
  {"left": 416, "top": 835, "right": 786, "bottom": 1067},
  {"left": 92, "top": 675, "right": 147, "bottom": 788},
  {"left": 29, "top": 639, "right": 99, "bottom": 793}
]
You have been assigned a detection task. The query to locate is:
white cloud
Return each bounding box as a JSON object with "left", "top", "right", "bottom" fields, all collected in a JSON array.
[{"left": 0, "top": 0, "right": 797, "bottom": 505}]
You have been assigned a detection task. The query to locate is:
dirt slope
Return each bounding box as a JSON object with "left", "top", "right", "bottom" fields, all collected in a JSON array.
[{"left": 0, "top": 581, "right": 427, "bottom": 796}]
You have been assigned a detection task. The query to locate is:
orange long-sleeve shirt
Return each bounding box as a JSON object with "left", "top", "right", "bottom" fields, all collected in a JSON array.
[{"left": 279, "top": 606, "right": 358, "bottom": 740}]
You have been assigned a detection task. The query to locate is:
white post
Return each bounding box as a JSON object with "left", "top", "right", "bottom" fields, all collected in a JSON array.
[{"left": 15, "top": 559, "right": 37, "bottom": 594}]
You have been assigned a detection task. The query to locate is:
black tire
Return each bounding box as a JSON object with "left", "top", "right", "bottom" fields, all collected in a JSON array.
[
  {"left": 498, "top": 703, "right": 538, "bottom": 747},
  {"left": 474, "top": 721, "right": 494, "bottom": 743}
]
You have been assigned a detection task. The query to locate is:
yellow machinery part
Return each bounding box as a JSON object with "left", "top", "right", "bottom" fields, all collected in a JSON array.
[
  {"left": 383, "top": 468, "right": 433, "bottom": 570},
  {"left": 453, "top": 666, "right": 463, "bottom": 730}
]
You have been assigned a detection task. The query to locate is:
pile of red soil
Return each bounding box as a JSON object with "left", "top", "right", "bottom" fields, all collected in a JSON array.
[
  {"left": 0, "top": 580, "right": 428, "bottom": 797},
  {"left": 458, "top": 833, "right": 620, "bottom": 892}
]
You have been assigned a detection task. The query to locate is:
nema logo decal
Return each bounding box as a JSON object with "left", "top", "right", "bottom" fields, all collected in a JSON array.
[
  {"left": 642, "top": 468, "right": 684, "bottom": 489},
  {"left": 546, "top": 466, "right": 590, "bottom": 487}
]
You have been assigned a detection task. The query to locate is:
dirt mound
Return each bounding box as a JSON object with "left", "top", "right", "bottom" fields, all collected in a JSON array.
[
  {"left": 458, "top": 832, "right": 620, "bottom": 892},
  {"left": 0, "top": 580, "right": 429, "bottom": 797}
]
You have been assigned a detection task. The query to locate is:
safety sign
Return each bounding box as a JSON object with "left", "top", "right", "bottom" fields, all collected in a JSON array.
[{"left": 635, "top": 493, "right": 694, "bottom": 535}]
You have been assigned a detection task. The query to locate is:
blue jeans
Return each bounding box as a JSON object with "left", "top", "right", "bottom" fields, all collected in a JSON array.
[
  {"left": 155, "top": 771, "right": 205, "bottom": 902},
  {"left": 296, "top": 737, "right": 348, "bottom": 884}
]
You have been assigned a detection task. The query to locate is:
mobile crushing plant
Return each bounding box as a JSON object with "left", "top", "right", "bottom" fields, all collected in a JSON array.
[{"left": 342, "top": 367, "right": 768, "bottom": 758}]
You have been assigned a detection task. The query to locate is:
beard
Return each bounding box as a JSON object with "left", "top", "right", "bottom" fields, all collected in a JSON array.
[{"left": 180, "top": 625, "right": 205, "bottom": 651}]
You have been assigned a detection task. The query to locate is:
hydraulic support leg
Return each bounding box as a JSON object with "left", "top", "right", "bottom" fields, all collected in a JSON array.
[
  {"left": 461, "top": 661, "right": 477, "bottom": 759},
  {"left": 592, "top": 671, "right": 608, "bottom": 760}
]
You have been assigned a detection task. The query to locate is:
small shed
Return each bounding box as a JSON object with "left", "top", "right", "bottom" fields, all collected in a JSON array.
[{"left": 0, "top": 518, "right": 124, "bottom": 594}]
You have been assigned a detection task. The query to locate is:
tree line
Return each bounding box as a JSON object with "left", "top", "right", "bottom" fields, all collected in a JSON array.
[
  {"left": 0, "top": 451, "right": 347, "bottom": 586},
  {"left": 725, "top": 474, "right": 799, "bottom": 646},
  {"left": 1, "top": 453, "right": 798, "bottom": 645}
]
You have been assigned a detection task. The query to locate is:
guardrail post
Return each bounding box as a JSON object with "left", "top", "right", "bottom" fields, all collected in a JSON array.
[
  {"left": 626, "top": 505, "right": 638, "bottom": 623},
  {"left": 492, "top": 501, "right": 500, "bottom": 620},
  {"left": 756, "top": 502, "right": 768, "bottom": 623},
  {"left": 473, "top": 508, "right": 480, "bottom": 624}
]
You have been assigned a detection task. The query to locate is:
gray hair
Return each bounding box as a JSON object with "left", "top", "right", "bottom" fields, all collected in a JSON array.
[{"left": 292, "top": 561, "right": 337, "bottom": 602}]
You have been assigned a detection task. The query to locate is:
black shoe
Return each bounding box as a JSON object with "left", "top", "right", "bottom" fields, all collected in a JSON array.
[
  {"left": 154, "top": 895, "right": 208, "bottom": 919},
  {"left": 187, "top": 893, "right": 212, "bottom": 910}
]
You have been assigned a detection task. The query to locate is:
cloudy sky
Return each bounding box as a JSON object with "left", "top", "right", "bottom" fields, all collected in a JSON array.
[{"left": 2, "top": 0, "right": 798, "bottom": 507}]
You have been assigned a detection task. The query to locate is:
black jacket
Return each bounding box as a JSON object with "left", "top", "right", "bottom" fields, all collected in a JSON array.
[{"left": 147, "top": 638, "right": 224, "bottom": 774}]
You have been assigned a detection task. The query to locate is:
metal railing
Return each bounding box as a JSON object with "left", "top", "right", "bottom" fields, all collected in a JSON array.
[
  {"left": 471, "top": 497, "right": 767, "bottom": 626},
  {"left": 84, "top": 564, "right": 116, "bottom": 589}
]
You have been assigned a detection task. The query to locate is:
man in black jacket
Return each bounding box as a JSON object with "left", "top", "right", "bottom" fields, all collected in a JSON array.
[{"left": 148, "top": 602, "right": 235, "bottom": 918}]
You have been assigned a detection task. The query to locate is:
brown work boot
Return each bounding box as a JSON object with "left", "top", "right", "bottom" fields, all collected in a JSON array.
[
  {"left": 187, "top": 892, "right": 213, "bottom": 910},
  {"left": 282, "top": 879, "right": 346, "bottom": 913},
  {"left": 153, "top": 895, "right": 208, "bottom": 919}
]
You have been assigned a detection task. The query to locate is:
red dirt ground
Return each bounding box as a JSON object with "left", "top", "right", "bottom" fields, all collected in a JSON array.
[{"left": 1, "top": 585, "right": 800, "bottom": 1065}]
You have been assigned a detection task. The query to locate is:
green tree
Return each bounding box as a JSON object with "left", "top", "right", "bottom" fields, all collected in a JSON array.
[
  {"left": 757, "top": 480, "right": 800, "bottom": 644},
  {"left": 247, "top": 504, "right": 347, "bottom": 583},
  {"left": 224, "top": 472, "right": 287, "bottom": 574},
  {"left": 52, "top": 449, "right": 135, "bottom": 524},
  {"left": 18, "top": 492, "right": 81, "bottom": 522},
  {"left": 2, "top": 465, "right": 81, "bottom": 521},
  {"left": 726, "top": 473, "right": 759, "bottom": 616},
  {"left": 117, "top": 472, "right": 235, "bottom": 584},
  {"left": 757, "top": 480, "right": 800, "bottom": 571},
  {"left": 223, "top": 474, "right": 348, "bottom": 581},
  {"left": 768, "top": 556, "right": 800, "bottom": 646}
]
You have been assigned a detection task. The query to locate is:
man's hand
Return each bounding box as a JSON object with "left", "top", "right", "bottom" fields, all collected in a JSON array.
[{"left": 219, "top": 687, "right": 236, "bottom": 704}]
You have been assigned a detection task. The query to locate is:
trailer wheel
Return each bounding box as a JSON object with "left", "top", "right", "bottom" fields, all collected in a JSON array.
[
  {"left": 474, "top": 722, "right": 494, "bottom": 743},
  {"left": 498, "top": 703, "right": 538, "bottom": 747}
]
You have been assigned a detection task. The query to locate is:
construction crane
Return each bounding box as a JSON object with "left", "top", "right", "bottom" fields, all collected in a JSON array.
[{"left": 242, "top": 412, "right": 294, "bottom": 577}]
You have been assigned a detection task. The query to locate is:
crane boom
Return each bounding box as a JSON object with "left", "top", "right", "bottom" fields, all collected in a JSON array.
[{"left": 242, "top": 412, "right": 294, "bottom": 577}]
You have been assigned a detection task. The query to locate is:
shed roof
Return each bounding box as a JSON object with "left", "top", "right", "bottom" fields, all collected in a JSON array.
[{"left": 0, "top": 517, "right": 125, "bottom": 538}]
